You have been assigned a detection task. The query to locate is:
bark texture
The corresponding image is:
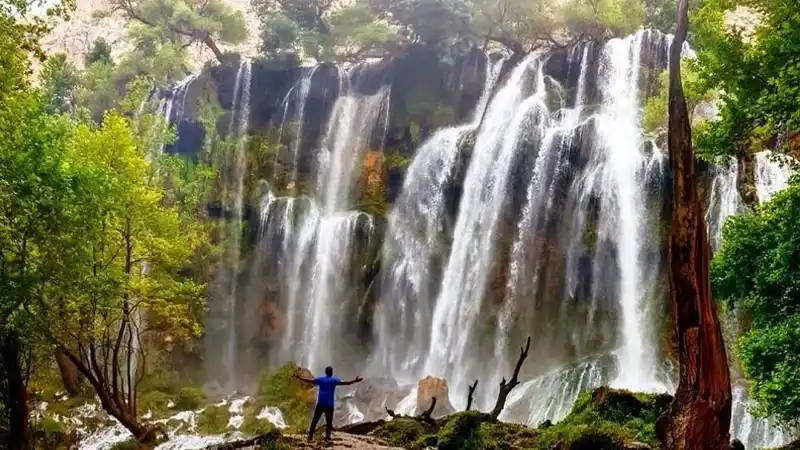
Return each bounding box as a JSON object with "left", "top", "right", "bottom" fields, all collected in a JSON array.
[
  {"left": 0, "top": 332, "right": 31, "bottom": 450},
  {"left": 656, "top": 1, "right": 732, "bottom": 448}
]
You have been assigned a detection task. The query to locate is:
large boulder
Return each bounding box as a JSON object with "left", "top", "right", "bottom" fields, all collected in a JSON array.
[{"left": 417, "top": 376, "right": 455, "bottom": 418}]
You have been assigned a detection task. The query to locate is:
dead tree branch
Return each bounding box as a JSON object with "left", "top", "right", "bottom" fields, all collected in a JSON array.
[
  {"left": 487, "top": 337, "right": 531, "bottom": 421},
  {"left": 466, "top": 380, "right": 478, "bottom": 411}
]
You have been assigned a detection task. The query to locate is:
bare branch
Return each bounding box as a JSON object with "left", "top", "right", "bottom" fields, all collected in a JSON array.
[
  {"left": 466, "top": 380, "right": 478, "bottom": 411},
  {"left": 487, "top": 336, "right": 530, "bottom": 421}
]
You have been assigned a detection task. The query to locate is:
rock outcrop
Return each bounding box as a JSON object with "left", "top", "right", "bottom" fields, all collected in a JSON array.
[{"left": 416, "top": 376, "right": 455, "bottom": 418}]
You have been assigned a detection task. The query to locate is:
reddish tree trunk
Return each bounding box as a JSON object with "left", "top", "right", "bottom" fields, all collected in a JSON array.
[
  {"left": 657, "top": 1, "right": 732, "bottom": 449},
  {"left": 1, "top": 332, "right": 31, "bottom": 450}
]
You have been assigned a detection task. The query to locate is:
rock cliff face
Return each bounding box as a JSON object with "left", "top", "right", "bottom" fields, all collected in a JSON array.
[{"left": 142, "top": 27, "right": 788, "bottom": 447}]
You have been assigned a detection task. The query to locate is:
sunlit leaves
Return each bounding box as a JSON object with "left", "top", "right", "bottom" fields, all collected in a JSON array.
[{"left": 712, "top": 178, "right": 800, "bottom": 427}]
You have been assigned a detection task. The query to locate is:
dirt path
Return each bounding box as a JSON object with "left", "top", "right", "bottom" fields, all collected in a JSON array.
[{"left": 284, "top": 432, "right": 404, "bottom": 450}]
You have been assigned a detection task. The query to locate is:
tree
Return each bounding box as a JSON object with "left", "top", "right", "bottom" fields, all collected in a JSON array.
[
  {"left": 85, "top": 37, "right": 114, "bottom": 66},
  {"left": 472, "top": 0, "right": 561, "bottom": 53},
  {"left": 327, "top": 0, "right": 398, "bottom": 58},
  {"left": 692, "top": 0, "right": 800, "bottom": 160},
  {"left": 76, "top": 59, "right": 120, "bottom": 122},
  {"left": 643, "top": 0, "right": 701, "bottom": 33},
  {"left": 656, "top": 0, "right": 732, "bottom": 448},
  {"left": 369, "top": 0, "right": 473, "bottom": 46},
  {"left": 103, "top": 0, "right": 248, "bottom": 63},
  {"left": 40, "top": 53, "right": 79, "bottom": 114},
  {"left": 561, "top": 0, "right": 645, "bottom": 38},
  {"left": 642, "top": 63, "right": 715, "bottom": 140},
  {"left": 712, "top": 175, "right": 800, "bottom": 428}
]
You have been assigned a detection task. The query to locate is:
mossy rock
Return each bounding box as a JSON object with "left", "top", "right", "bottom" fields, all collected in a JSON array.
[
  {"left": 32, "top": 416, "right": 76, "bottom": 449},
  {"left": 369, "top": 387, "right": 669, "bottom": 450},
  {"left": 174, "top": 387, "right": 205, "bottom": 411},
  {"left": 254, "top": 362, "right": 316, "bottom": 433},
  {"left": 373, "top": 417, "right": 436, "bottom": 449},
  {"left": 109, "top": 439, "right": 142, "bottom": 450},
  {"left": 197, "top": 404, "right": 231, "bottom": 435}
]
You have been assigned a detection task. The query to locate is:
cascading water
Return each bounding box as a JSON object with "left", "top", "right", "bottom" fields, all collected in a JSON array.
[
  {"left": 366, "top": 30, "right": 785, "bottom": 447},
  {"left": 371, "top": 54, "right": 506, "bottom": 382},
  {"left": 754, "top": 150, "right": 795, "bottom": 204},
  {"left": 594, "top": 32, "right": 664, "bottom": 392},
  {"left": 256, "top": 63, "right": 392, "bottom": 373},
  {"left": 422, "top": 54, "right": 545, "bottom": 405},
  {"left": 156, "top": 73, "right": 198, "bottom": 154},
  {"left": 209, "top": 59, "right": 252, "bottom": 390},
  {"left": 706, "top": 157, "right": 742, "bottom": 251}
]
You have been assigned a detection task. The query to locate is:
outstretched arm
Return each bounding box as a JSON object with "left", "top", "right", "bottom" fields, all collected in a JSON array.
[
  {"left": 295, "top": 374, "right": 316, "bottom": 384},
  {"left": 338, "top": 376, "right": 364, "bottom": 386}
]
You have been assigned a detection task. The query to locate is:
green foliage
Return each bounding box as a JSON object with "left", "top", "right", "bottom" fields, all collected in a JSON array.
[
  {"left": 641, "top": 63, "right": 715, "bottom": 140},
  {"left": 106, "top": 0, "right": 247, "bottom": 63},
  {"left": 327, "top": 0, "right": 398, "bottom": 58},
  {"left": 712, "top": 177, "right": 800, "bottom": 427},
  {"left": 257, "top": 363, "right": 315, "bottom": 433},
  {"left": 562, "top": 0, "right": 645, "bottom": 37},
  {"left": 32, "top": 416, "right": 72, "bottom": 449},
  {"left": 643, "top": 0, "right": 703, "bottom": 34},
  {"left": 175, "top": 387, "right": 205, "bottom": 411},
  {"left": 40, "top": 53, "right": 78, "bottom": 114},
  {"left": 197, "top": 404, "right": 231, "bottom": 434},
  {"left": 76, "top": 60, "right": 119, "bottom": 122},
  {"left": 86, "top": 38, "right": 114, "bottom": 66},
  {"left": 692, "top": 0, "right": 800, "bottom": 159},
  {"left": 241, "top": 414, "right": 275, "bottom": 435},
  {"left": 472, "top": 0, "right": 560, "bottom": 53},
  {"left": 370, "top": 0, "right": 473, "bottom": 46}
]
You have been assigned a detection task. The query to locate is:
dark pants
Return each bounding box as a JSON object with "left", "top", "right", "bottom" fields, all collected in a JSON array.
[{"left": 308, "top": 403, "right": 334, "bottom": 440}]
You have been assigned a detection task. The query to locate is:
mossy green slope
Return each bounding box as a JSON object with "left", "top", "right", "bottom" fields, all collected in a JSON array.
[{"left": 370, "top": 387, "right": 672, "bottom": 450}]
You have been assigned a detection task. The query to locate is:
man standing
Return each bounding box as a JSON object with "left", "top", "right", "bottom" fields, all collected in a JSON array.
[{"left": 295, "top": 366, "right": 363, "bottom": 442}]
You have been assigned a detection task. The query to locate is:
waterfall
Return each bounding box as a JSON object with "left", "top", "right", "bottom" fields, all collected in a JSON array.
[
  {"left": 422, "top": 54, "right": 544, "bottom": 404},
  {"left": 215, "top": 59, "right": 252, "bottom": 390},
  {"left": 371, "top": 54, "right": 506, "bottom": 382},
  {"left": 706, "top": 157, "right": 742, "bottom": 252},
  {"left": 731, "top": 385, "right": 788, "bottom": 448},
  {"left": 290, "top": 66, "right": 319, "bottom": 184},
  {"left": 755, "top": 150, "right": 794, "bottom": 204},
  {"left": 257, "top": 64, "right": 391, "bottom": 372},
  {"left": 155, "top": 73, "right": 197, "bottom": 155}
]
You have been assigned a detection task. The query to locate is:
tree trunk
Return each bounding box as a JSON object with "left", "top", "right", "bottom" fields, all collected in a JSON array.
[
  {"left": 656, "top": 1, "right": 732, "bottom": 448},
  {"left": 59, "top": 347, "right": 158, "bottom": 445},
  {"left": 55, "top": 348, "right": 82, "bottom": 396},
  {"left": 202, "top": 35, "right": 225, "bottom": 64},
  {"left": 0, "top": 332, "right": 31, "bottom": 450}
]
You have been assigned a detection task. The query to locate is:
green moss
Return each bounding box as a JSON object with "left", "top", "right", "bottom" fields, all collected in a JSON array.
[
  {"left": 255, "top": 362, "right": 315, "bottom": 433},
  {"left": 109, "top": 439, "right": 142, "bottom": 450},
  {"left": 373, "top": 417, "right": 435, "bottom": 448},
  {"left": 370, "top": 387, "right": 668, "bottom": 450},
  {"left": 138, "top": 390, "right": 172, "bottom": 419},
  {"left": 532, "top": 387, "right": 671, "bottom": 449},
  {"left": 196, "top": 404, "right": 231, "bottom": 435},
  {"left": 241, "top": 414, "right": 275, "bottom": 436},
  {"left": 32, "top": 416, "right": 74, "bottom": 449},
  {"left": 437, "top": 411, "right": 486, "bottom": 450},
  {"left": 174, "top": 387, "right": 205, "bottom": 411}
]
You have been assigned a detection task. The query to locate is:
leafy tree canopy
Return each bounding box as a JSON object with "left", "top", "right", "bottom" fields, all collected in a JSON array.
[
  {"left": 693, "top": 0, "right": 800, "bottom": 160},
  {"left": 101, "top": 0, "right": 248, "bottom": 62},
  {"left": 712, "top": 175, "right": 800, "bottom": 427}
]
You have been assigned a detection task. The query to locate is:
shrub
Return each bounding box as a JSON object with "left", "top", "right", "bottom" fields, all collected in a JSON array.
[{"left": 175, "top": 387, "right": 205, "bottom": 411}]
